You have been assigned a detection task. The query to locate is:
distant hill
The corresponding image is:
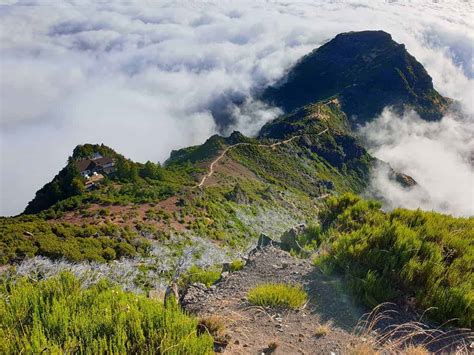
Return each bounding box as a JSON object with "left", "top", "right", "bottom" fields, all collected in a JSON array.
[{"left": 262, "top": 30, "right": 451, "bottom": 125}]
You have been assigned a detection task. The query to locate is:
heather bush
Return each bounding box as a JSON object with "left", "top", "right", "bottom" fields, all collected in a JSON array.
[
  {"left": 0, "top": 272, "right": 213, "bottom": 353},
  {"left": 318, "top": 193, "right": 474, "bottom": 327},
  {"left": 0, "top": 217, "right": 142, "bottom": 264}
]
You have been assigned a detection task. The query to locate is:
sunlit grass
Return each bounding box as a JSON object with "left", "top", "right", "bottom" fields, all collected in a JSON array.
[
  {"left": 0, "top": 272, "right": 213, "bottom": 354},
  {"left": 181, "top": 265, "right": 221, "bottom": 287},
  {"left": 319, "top": 193, "right": 474, "bottom": 328},
  {"left": 247, "top": 283, "right": 307, "bottom": 309},
  {"left": 229, "top": 259, "right": 245, "bottom": 272}
]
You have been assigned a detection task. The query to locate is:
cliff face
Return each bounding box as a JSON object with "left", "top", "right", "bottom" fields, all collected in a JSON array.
[{"left": 262, "top": 31, "right": 450, "bottom": 125}]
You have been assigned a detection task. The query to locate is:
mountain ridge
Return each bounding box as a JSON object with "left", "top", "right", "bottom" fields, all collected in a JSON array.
[
  {"left": 1, "top": 31, "right": 473, "bottom": 350},
  {"left": 21, "top": 31, "right": 450, "bottom": 218},
  {"left": 262, "top": 30, "right": 451, "bottom": 125}
]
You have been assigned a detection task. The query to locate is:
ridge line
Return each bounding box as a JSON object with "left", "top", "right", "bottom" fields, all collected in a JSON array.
[{"left": 195, "top": 128, "right": 329, "bottom": 188}]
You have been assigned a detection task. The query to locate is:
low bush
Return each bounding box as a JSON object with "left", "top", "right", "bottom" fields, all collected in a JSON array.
[
  {"left": 247, "top": 283, "right": 307, "bottom": 309},
  {"left": 229, "top": 259, "right": 245, "bottom": 272},
  {"left": 318, "top": 193, "right": 474, "bottom": 328},
  {"left": 181, "top": 265, "right": 222, "bottom": 287},
  {"left": 0, "top": 272, "right": 213, "bottom": 353},
  {"left": 0, "top": 216, "right": 143, "bottom": 264}
]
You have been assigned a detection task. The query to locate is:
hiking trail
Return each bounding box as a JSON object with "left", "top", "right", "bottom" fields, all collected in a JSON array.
[{"left": 196, "top": 128, "right": 329, "bottom": 188}]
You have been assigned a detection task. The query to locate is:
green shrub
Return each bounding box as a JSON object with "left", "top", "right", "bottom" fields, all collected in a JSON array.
[
  {"left": 318, "top": 193, "right": 474, "bottom": 327},
  {"left": 0, "top": 217, "right": 142, "bottom": 264},
  {"left": 102, "top": 247, "right": 116, "bottom": 260},
  {"left": 247, "top": 283, "right": 307, "bottom": 309},
  {"left": 181, "top": 265, "right": 222, "bottom": 287},
  {"left": 0, "top": 272, "right": 213, "bottom": 354},
  {"left": 229, "top": 259, "right": 245, "bottom": 272}
]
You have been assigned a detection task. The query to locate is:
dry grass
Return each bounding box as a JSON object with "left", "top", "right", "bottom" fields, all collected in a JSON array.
[
  {"left": 197, "top": 315, "right": 226, "bottom": 339},
  {"left": 314, "top": 323, "right": 332, "bottom": 337},
  {"left": 352, "top": 303, "right": 474, "bottom": 354},
  {"left": 403, "top": 345, "right": 429, "bottom": 355}
]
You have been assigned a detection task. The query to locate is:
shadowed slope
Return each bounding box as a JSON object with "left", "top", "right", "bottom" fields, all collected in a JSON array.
[{"left": 262, "top": 31, "right": 450, "bottom": 125}]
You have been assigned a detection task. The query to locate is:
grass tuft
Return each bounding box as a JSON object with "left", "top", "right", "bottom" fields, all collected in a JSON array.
[
  {"left": 229, "top": 259, "right": 245, "bottom": 272},
  {"left": 181, "top": 265, "right": 222, "bottom": 287},
  {"left": 314, "top": 323, "right": 331, "bottom": 337},
  {"left": 247, "top": 283, "right": 307, "bottom": 309}
]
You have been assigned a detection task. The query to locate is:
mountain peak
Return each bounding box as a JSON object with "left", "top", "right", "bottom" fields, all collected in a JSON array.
[{"left": 262, "top": 30, "right": 450, "bottom": 125}]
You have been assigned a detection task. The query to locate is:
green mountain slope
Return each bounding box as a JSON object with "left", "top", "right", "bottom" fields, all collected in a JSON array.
[
  {"left": 2, "top": 100, "right": 377, "bottom": 264},
  {"left": 4, "top": 31, "right": 446, "bottom": 266},
  {"left": 262, "top": 31, "right": 451, "bottom": 125},
  {"left": 1, "top": 30, "right": 472, "bottom": 337}
]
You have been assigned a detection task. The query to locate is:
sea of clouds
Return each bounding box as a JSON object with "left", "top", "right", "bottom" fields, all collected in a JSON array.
[{"left": 1, "top": 0, "right": 472, "bottom": 216}]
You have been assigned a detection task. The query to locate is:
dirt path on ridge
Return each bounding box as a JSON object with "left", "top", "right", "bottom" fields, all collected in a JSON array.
[{"left": 196, "top": 129, "right": 329, "bottom": 188}]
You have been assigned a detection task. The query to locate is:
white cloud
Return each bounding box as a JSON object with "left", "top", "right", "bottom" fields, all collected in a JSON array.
[
  {"left": 1, "top": 0, "right": 473, "bottom": 215},
  {"left": 361, "top": 109, "right": 474, "bottom": 217}
]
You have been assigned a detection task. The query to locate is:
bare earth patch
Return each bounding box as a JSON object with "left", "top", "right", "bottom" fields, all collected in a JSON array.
[
  {"left": 203, "top": 157, "right": 258, "bottom": 187},
  {"left": 53, "top": 195, "right": 193, "bottom": 232}
]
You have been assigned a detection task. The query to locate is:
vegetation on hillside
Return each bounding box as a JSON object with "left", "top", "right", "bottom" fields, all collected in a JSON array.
[
  {"left": 24, "top": 144, "right": 121, "bottom": 214},
  {"left": 230, "top": 133, "right": 372, "bottom": 195},
  {"left": 167, "top": 131, "right": 254, "bottom": 166},
  {"left": 262, "top": 30, "right": 450, "bottom": 123},
  {"left": 0, "top": 215, "right": 150, "bottom": 264},
  {"left": 4, "top": 100, "right": 404, "bottom": 268},
  {"left": 313, "top": 193, "right": 474, "bottom": 327},
  {"left": 0, "top": 272, "right": 213, "bottom": 353},
  {"left": 258, "top": 100, "right": 349, "bottom": 140},
  {"left": 23, "top": 97, "right": 375, "bottom": 219},
  {"left": 24, "top": 144, "right": 200, "bottom": 215}
]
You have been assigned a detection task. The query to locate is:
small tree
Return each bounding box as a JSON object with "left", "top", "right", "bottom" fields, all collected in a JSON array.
[
  {"left": 115, "top": 158, "right": 139, "bottom": 182},
  {"left": 140, "top": 161, "right": 163, "bottom": 180}
]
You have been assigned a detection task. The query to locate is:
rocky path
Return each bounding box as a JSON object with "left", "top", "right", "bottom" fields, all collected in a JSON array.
[
  {"left": 182, "top": 245, "right": 364, "bottom": 354},
  {"left": 182, "top": 244, "right": 473, "bottom": 354},
  {"left": 196, "top": 129, "right": 329, "bottom": 188}
]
